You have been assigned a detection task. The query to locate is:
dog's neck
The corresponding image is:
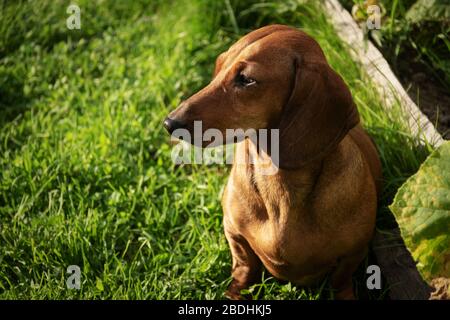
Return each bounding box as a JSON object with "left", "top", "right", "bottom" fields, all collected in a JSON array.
[{"left": 237, "top": 138, "right": 324, "bottom": 225}]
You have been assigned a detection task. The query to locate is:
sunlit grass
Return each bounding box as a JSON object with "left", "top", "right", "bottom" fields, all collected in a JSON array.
[{"left": 0, "top": 0, "right": 431, "bottom": 299}]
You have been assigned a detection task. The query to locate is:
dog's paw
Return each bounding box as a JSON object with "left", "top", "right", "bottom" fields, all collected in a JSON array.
[
  {"left": 335, "top": 286, "right": 356, "bottom": 300},
  {"left": 224, "top": 280, "right": 252, "bottom": 300}
]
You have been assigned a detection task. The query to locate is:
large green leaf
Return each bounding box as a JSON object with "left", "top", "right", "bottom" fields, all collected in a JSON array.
[{"left": 390, "top": 141, "right": 450, "bottom": 283}]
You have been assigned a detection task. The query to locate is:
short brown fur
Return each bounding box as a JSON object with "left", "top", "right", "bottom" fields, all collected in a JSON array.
[{"left": 165, "top": 25, "right": 382, "bottom": 299}]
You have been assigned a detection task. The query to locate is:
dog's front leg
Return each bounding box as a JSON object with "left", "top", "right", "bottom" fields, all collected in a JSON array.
[
  {"left": 330, "top": 247, "right": 368, "bottom": 300},
  {"left": 224, "top": 230, "right": 262, "bottom": 300}
]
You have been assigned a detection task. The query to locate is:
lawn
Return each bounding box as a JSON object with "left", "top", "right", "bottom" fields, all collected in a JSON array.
[{"left": 0, "top": 0, "right": 432, "bottom": 299}]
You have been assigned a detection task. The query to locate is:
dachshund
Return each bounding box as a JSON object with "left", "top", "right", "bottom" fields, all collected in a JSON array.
[{"left": 164, "top": 25, "right": 382, "bottom": 299}]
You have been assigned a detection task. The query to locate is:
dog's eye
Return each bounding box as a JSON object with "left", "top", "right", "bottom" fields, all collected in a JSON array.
[{"left": 235, "top": 73, "right": 256, "bottom": 87}]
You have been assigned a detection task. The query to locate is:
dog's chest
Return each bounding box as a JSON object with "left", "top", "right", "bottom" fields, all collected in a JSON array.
[
  {"left": 224, "top": 164, "right": 320, "bottom": 256},
  {"left": 224, "top": 170, "right": 333, "bottom": 281}
]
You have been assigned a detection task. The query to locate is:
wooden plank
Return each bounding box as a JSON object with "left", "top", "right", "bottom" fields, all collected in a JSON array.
[{"left": 323, "top": 0, "right": 444, "bottom": 148}]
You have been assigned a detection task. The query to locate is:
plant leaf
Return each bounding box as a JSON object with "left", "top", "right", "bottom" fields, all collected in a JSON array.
[
  {"left": 389, "top": 141, "right": 450, "bottom": 283},
  {"left": 406, "top": 0, "right": 450, "bottom": 24}
]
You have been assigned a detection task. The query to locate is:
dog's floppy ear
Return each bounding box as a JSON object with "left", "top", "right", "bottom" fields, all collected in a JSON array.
[
  {"left": 278, "top": 58, "right": 359, "bottom": 169},
  {"left": 213, "top": 52, "right": 227, "bottom": 78}
]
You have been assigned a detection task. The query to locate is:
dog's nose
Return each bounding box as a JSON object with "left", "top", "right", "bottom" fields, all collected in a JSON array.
[{"left": 163, "top": 117, "right": 186, "bottom": 134}]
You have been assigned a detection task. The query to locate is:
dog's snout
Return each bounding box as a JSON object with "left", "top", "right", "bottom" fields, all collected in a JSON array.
[{"left": 163, "top": 117, "right": 186, "bottom": 134}]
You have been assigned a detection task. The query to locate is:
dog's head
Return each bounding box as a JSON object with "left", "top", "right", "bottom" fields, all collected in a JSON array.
[{"left": 164, "top": 24, "right": 359, "bottom": 168}]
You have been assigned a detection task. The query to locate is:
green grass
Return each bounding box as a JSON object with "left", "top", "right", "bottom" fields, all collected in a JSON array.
[{"left": 0, "top": 0, "right": 432, "bottom": 299}]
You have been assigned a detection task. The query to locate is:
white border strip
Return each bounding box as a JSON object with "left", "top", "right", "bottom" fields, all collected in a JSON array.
[{"left": 323, "top": 0, "right": 444, "bottom": 147}]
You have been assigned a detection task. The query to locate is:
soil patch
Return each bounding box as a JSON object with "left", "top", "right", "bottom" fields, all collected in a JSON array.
[{"left": 391, "top": 45, "right": 450, "bottom": 139}]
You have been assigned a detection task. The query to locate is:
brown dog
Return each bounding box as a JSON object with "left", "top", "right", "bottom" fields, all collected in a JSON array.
[{"left": 164, "top": 25, "right": 382, "bottom": 299}]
